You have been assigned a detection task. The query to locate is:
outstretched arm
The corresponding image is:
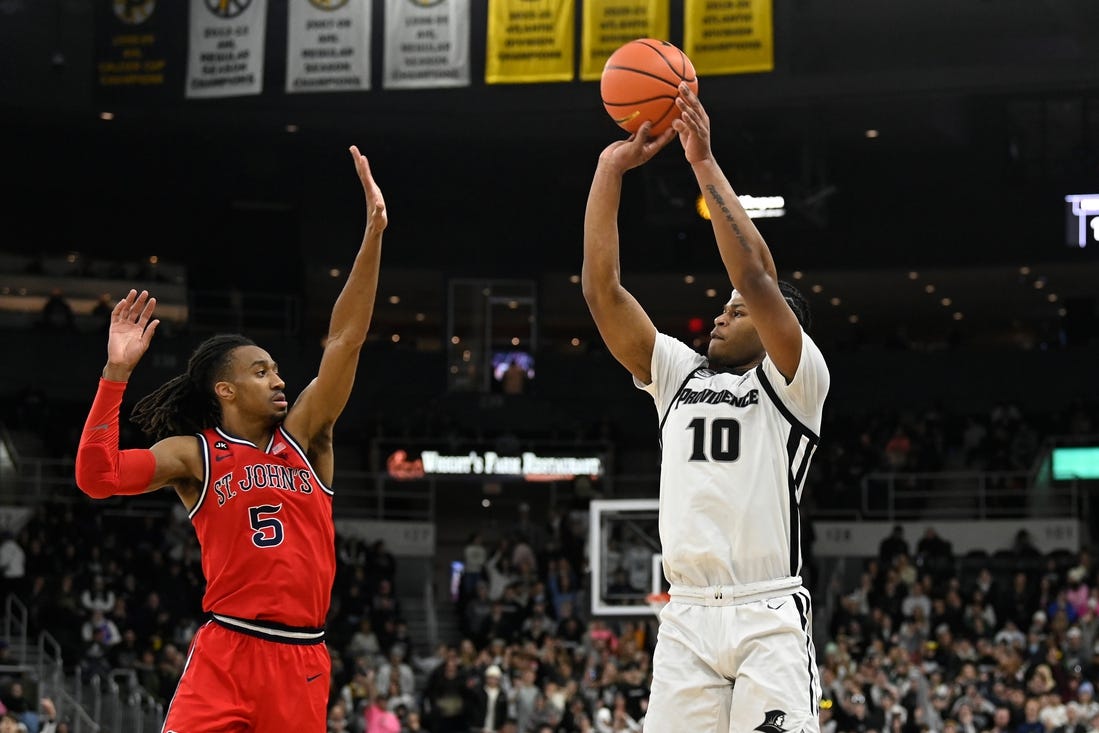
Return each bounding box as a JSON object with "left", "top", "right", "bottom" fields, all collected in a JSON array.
[
  {"left": 673, "top": 84, "right": 803, "bottom": 381},
  {"left": 286, "top": 146, "right": 387, "bottom": 457},
  {"left": 76, "top": 290, "right": 199, "bottom": 499},
  {"left": 582, "top": 123, "right": 676, "bottom": 384}
]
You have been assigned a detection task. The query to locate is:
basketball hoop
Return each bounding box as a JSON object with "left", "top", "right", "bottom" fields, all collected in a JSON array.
[{"left": 646, "top": 592, "right": 670, "bottom": 616}]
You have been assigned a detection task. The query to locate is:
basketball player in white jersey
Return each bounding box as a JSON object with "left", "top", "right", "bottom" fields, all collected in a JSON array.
[{"left": 582, "top": 84, "right": 828, "bottom": 732}]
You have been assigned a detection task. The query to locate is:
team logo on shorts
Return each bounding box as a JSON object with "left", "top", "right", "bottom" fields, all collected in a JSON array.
[{"left": 754, "top": 710, "right": 788, "bottom": 733}]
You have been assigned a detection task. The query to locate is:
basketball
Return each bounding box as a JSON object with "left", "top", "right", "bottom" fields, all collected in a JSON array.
[{"left": 600, "top": 39, "right": 699, "bottom": 136}]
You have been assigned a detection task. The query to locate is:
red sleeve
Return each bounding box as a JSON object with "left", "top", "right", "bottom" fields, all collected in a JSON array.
[{"left": 75, "top": 378, "right": 156, "bottom": 499}]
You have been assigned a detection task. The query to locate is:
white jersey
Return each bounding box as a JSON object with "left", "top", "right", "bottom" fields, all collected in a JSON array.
[{"left": 637, "top": 332, "right": 829, "bottom": 589}]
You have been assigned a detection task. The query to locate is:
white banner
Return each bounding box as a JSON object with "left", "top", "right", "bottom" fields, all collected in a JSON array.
[
  {"left": 384, "top": 0, "right": 470, "bottom": 89},
  {"left": 286, "top": 0, "right": 372, "bottom": 94},
  {"left": 334, "top": 519, "right": 435, "bottom": 557},
  {"left": 185, "top": 0, "right": 267, "bottom": 99},
  {"left": 813, "top": 519, "right": 1082, "bottom": 558}
]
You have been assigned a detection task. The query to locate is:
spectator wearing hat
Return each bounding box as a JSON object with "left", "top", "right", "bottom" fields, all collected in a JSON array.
[
  {"left": 1072, "top": 680, "right": 1099, "bottom": 722},
  {"left": 1068, "top": 567, "right": 1092, "bottom": 619},
  {"left": 469, "top": 665, "right": 509, "bottom": 733}
]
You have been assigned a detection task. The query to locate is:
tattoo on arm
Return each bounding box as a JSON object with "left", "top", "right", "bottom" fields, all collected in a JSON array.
[{"left": 706, "top": 184, "right": 752, "bottom": 253}]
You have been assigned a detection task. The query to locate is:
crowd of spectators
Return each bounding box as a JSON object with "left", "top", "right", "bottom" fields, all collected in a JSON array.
[
  {"left": 0, "top": 366, "right": 1097, "bottom": 732},
  {"left": 822, "top": 524, "right": 1099, "bottom": 732}
]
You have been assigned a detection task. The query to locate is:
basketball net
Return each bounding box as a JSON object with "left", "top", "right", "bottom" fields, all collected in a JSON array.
[{"left": 646, "top": 592, "right": 670, "bottom": 616}]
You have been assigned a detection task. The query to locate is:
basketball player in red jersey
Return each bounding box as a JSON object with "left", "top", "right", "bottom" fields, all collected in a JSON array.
[{"left": 74, "top": 146, "right": 386, "bottom": 732}]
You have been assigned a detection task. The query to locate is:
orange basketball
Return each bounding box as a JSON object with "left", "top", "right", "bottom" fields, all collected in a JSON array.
[{"left": 600, "top": 39, "right": 699, "bottom": 135}]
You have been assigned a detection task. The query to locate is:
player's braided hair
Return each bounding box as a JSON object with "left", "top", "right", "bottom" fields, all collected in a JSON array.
[
  {"left": 130, "top": 334, "right": 256, "bottom": 442},
  {"left": 778, "top": 280, "right": 812, "bottom": 333}
]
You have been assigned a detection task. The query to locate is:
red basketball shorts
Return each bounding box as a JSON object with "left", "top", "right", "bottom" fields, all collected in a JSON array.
[{"left": 161, "top": 618, "right": 330, "bottom": 732}]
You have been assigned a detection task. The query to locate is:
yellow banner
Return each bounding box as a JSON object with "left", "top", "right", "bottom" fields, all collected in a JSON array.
[
  {"left": 580, "top": 0, "right": 670, "bottom": 81},
  {"left": 486, "top": 0, "right": 575, "bottom": 83},
  {"left": 684, "top": 0, "right": 773, "bottom": 75}
]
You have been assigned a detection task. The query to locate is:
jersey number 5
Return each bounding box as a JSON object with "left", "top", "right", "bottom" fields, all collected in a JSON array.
[
  {"left": 249, "top": 504, "right": 285, "bottom": 548},
  {"left": 687, "top": 417, "right": 741, "bottom": 462}
]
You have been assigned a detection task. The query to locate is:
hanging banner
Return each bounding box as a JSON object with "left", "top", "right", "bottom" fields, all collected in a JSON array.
[
  {"left": 384, "top": 0, "right": 470, "bottom": 89},
  {"left": 580, "top": 0, "right": 669, "bottom": 81},
  {"left": 485, "top": 0, "right": 574, "bottom": 84},
  {"left": 185, "top": 0, "right": 268, "bottom": 98},
  {"left": 683, "top": 0, "right": 772, "bottom": 75},
  {"left": 94, "top": 0, "right": 180, "bottom": 101},
  {"left": 286, "top": 0, "right": 371, "bottom": 93}
]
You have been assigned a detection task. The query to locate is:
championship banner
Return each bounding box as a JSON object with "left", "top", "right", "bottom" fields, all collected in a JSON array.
[
  {"left": 485, "top": 0, "right": 574, "bottom": 84},
  {"left": 683, "top": 0, "right": 772, "bottom": 75},
  {"left": 580, "top": 0, "right": 669, "bottom": 81},
  {"left": 185, "top": 0, "right": 268, "bottom": 98},
  {"left": 94, "top": 0, "right": 179, "bottom": 100},
  {"left": 384, "top": 0, "right": 470, "bottom": 89},
  {"left": 286, "top": 0, "right": 371, "bottom": 94}
]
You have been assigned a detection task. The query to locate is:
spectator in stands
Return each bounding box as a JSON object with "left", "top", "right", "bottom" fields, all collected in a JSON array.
[
  {"left": 39, "top": 288, "right": 74, "bottom": 330},
  {"left": 364, "top": 669, "right": 401, "bottom": 733},
  {"left": 377, "top": 644, "right": 415, "bottom": 701},
  {"left": 79, "top": 575, "right": 115, "bottom": 614},
  {"left": 463, "top": 532, "right": 488, "bottom": 599},
  {"left": 0, "top": 532, "right": 25, "bottom": 599},
  {"left": 91, "top": 293, "right": 113, "bottom": 331},
  {"left": 327, "top": 701, "right": 350, "bottom": 733},
  {"left": 423, "top": 653, "right": 470, "bottom": 733},
  {"left": 468, "top": 664, "right": 508, "bottom": 733},
  {"left": 1, "top": 683, "right": 36, "bottom": 733},
  {"left": 879, "top": 525, "right": 909, "bottom": 568}
]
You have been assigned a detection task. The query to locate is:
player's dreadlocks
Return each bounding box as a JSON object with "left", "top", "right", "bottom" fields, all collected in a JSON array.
[
  {"left": 130, "top": 334, "right": 256, "bottom": 442},
  {"left": 778, "top": 280, "right": 812, "bottom": 333}
]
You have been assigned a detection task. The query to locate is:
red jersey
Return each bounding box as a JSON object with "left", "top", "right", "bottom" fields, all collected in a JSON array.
[{"left": 190, "top": 426, "right": 335, "bottom": 629}]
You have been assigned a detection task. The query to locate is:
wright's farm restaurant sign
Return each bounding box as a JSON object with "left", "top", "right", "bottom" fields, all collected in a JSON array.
[{"left": 387, "top": 448, "right": 605, "bottom": 482}]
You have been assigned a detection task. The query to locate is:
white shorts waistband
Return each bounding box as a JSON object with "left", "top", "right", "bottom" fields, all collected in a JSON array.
[{"left": 668, "top": 576, "right": 803, "bottom": 606}]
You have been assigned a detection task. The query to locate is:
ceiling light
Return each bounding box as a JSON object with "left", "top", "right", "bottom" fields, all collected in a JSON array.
[
  {"left": 1048, "top": 293, "right": 1059, "bottom": 302},
  {"left": 811, "top": 284, "right": 823, "bottom": 294},
  {"left": 388, "top": 295, "right": 400, "bottom": 304},
  {"left": 924, "top": 284, "right": 936, "bottom": 294},
  {"left": 571, "top": 338, "right": 580, "bottom": 347},
  {"left": 705, "top": 289, "right": 717, "bottom": 298},
  {"left": 829, "top": 297, "right": 841, "bottom": 306},
  {"left": 864, "top": 129, "right": 880, "bottom": 139},
  {"left": 792, "top": 271, "right": 804, "bottom": 280},
  {"left": 329, "top": 268, "right": 341, "bottom": 278},
  {"left": 848, "top": 315, "right": 859, "bottom": 324},
  {"left": 953, "top": 312, "right": 964, "bottom": 321},
  {"left": 940, "top": 297, "right": 952, "bottom": 306},
  {"left": 907, "top": 272, "right": 919, "bottom": 280},
  {"left": 569, "top": 275, "right": 580, "bottom": 284},
  {"left": 684, "top": 275, "right": 695, "bottom": 284},
  {"left": 99, "top": 112, "right": 114, "bottom": 121},
  {"left": 390, "top": 334, "right": 400, "bottom": 343}
]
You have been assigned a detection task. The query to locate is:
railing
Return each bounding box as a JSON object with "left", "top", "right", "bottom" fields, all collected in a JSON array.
[
  {"left": 54, "top": 687, "right": 102, "bottom": 733},
  {"left": 4, "top": 594, "right": 28, "bottom": 663},
  {"left": 423, "top": 576, "right": 438, "bottom": 652},
  {"left": 857, "top": 471, "right": 1084, "bottom": 520}
]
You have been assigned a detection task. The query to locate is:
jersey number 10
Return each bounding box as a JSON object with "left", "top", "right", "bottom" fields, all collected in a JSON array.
[{"left": 687, "top": 417, "right": 741, "bottom": 462}]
